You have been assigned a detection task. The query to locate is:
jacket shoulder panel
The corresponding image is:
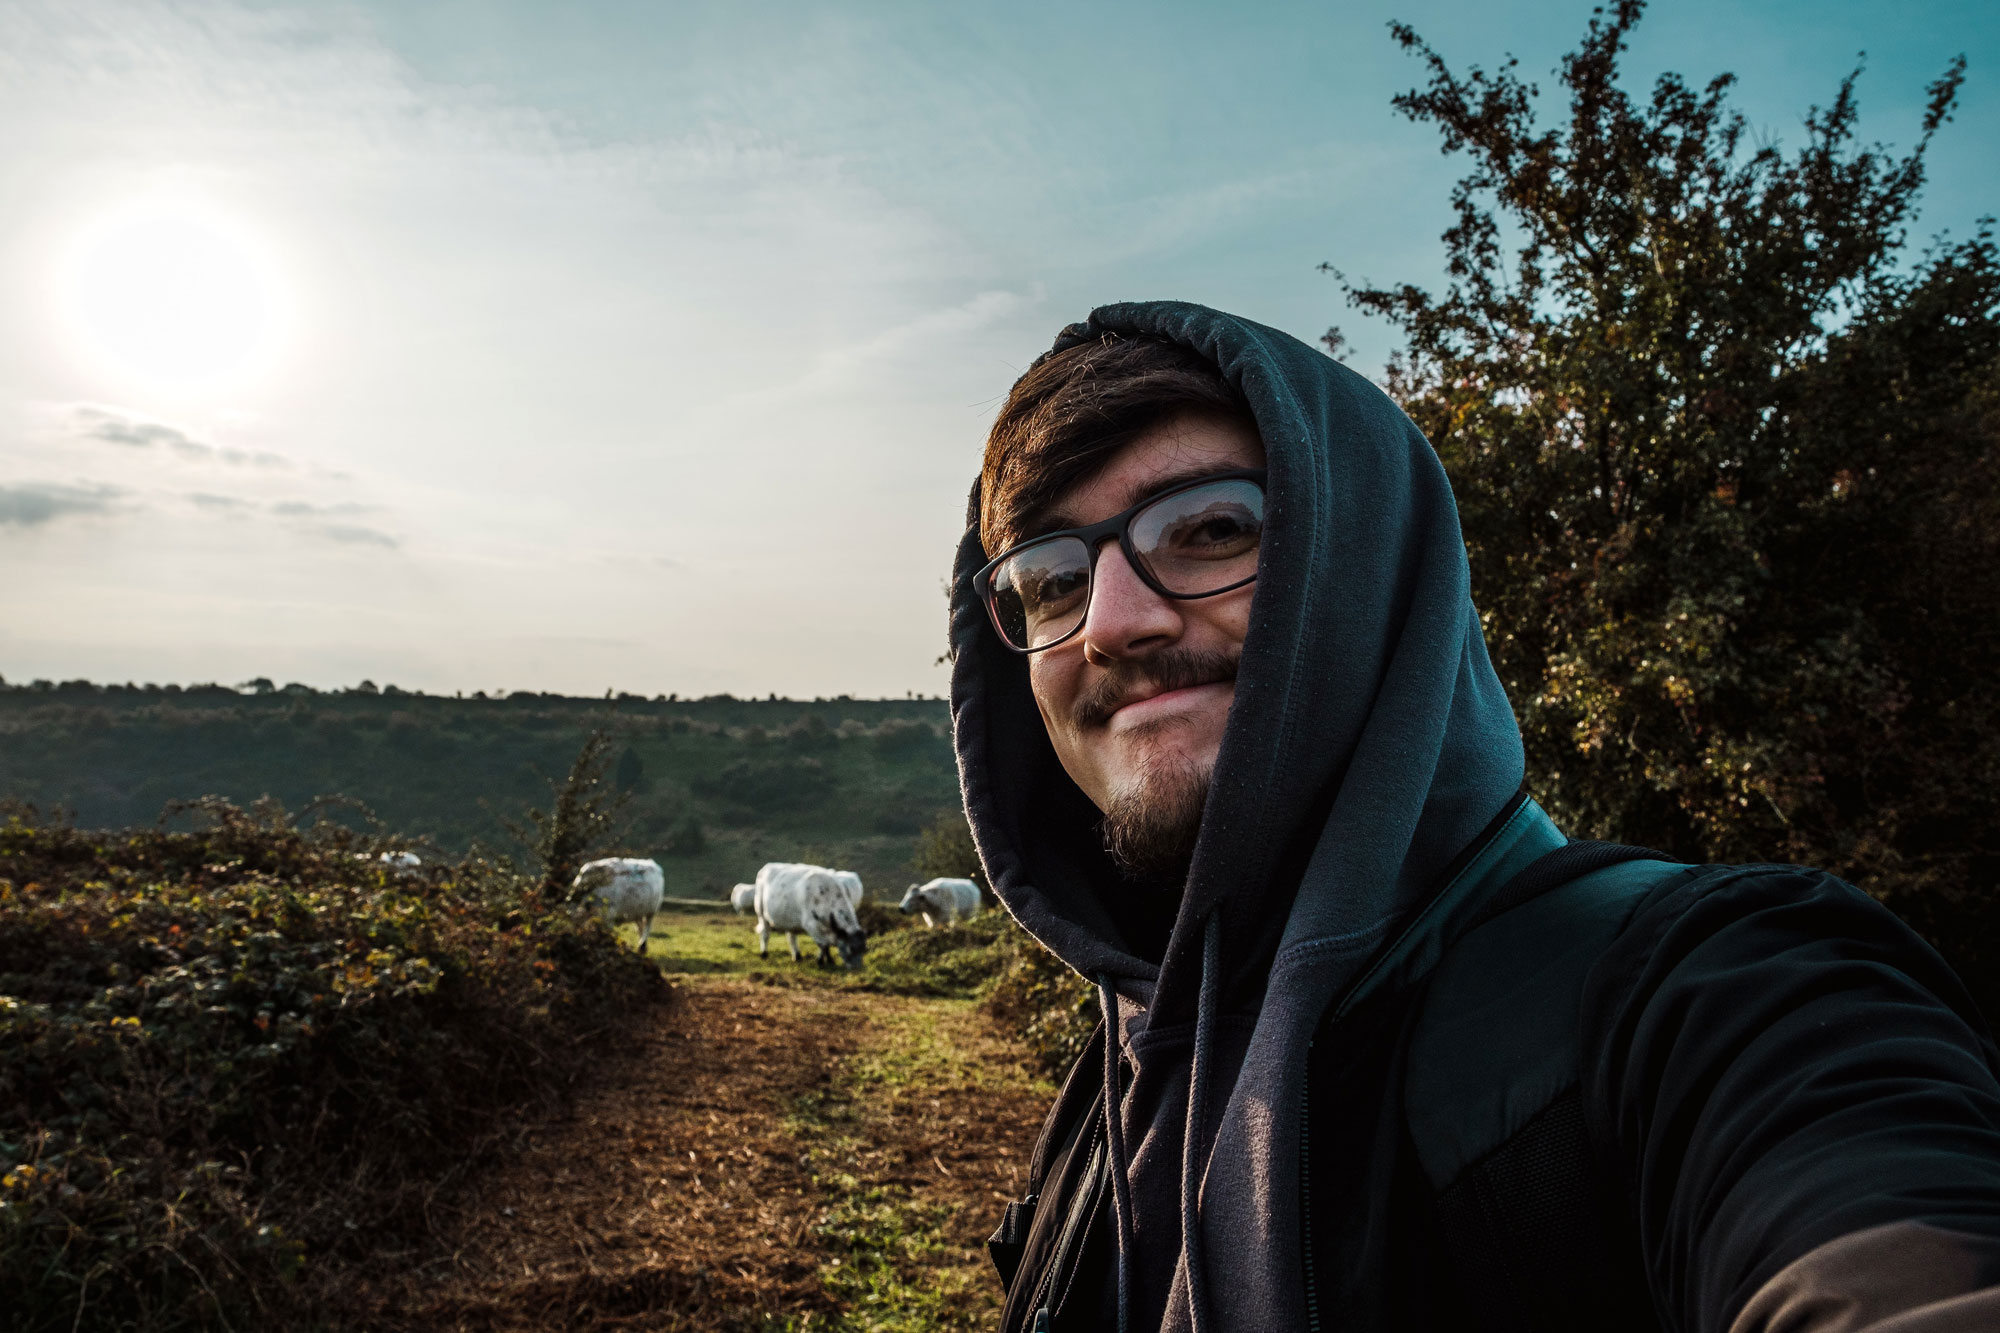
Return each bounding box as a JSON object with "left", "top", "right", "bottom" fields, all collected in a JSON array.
[{"left": 1406, "top": 858, "right": 1681, "bottom": 1191}]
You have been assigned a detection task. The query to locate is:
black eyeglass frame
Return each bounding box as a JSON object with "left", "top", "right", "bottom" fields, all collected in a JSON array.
[{"left": 970, "top": 467, "right": 1268, "bottom": 654}]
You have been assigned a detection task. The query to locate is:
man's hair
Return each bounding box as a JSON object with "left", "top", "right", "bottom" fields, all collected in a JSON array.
[{"left": 978, "top": 333, "right": 1254, "bottom": 557}]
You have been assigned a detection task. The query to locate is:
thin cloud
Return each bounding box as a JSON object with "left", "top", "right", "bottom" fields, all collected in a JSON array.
[
  {"left": 67, "top": 406, "right": 292, "bottom": 469},
  {"left": 186, "top": 492, "right": 254, "bottom": 513},
  {"left": 271, "top": 500, "right": 374, "bottom": 518},
  {"left": 315, "top": 523, "right": 399, "bottom": 548},
  {"left": 0, "top": 482, "right": 126, "bottom": 528}
]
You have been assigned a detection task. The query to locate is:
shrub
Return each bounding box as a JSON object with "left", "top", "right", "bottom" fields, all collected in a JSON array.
[
  {"left": 860, "top": 913, "right": 1013, "bottom": 998},
  {"left": 910, "top": 808, "right": 986, "bottom": 891},
  {"left": 0, "top": 801, "right": 665, "bottom": 1331},
  {"left": 695, "top": 757, "right": 830, "bottom": 814},
  {"left": 982, "top": 921, "right": 1098, "bottom": 1079},
  {"left": 871, "top": 719, "right": 948, "bottom": 761}
]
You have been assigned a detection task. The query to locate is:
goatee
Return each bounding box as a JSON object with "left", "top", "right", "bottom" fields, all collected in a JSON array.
[{"left": 1101, "top": 754, "right": 1210, "bottom": 883}]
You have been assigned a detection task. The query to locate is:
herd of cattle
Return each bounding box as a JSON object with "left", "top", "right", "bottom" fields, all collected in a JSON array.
[
  {"left": 567, "top": 855, "right": 983, "bottom": 970},
  {"left": 368, "top": 848, "right": 982, "bottom": 969}
]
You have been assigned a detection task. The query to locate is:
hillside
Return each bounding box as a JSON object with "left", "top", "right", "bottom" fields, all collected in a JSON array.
[{"left": 0, "top": 682, "right": 957, "bottom": 898}]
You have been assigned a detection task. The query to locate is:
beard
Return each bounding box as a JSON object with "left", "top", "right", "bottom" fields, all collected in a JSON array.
[{"left": 1100, "top": 749, "right": 1211, "bottom": 884}]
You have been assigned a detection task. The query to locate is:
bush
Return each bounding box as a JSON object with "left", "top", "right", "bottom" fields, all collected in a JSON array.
[
  {"left": 860, "top": 913, "right": 1013, "bottom": 998},
  {"left": 0, "top": 801, "right": 665, "bottom": 1331},
  {"left": 982, "top": 921, "right": 1099, "bottom": 1079},
  {"left": 910, "top": 808, "right": 986, "bottom": 890},
  {"left": 695, "top": 757, "right": 830, "bottom": 814}
]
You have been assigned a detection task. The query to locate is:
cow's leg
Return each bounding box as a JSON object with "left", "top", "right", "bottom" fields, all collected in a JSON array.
[
  {"left": 757, "top": 918, "right": 770, "bottom": 957},
  {"left": 788, "top": 932, "right": 801, "bottom": 962},
  {"left": 922, "top": 911, "right": 937, "bottom": 929},
  {"left": 637, "top": 913, "right": 652, "bottom": 954}
]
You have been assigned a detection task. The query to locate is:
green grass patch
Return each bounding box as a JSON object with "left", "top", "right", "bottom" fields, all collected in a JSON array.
[{"left": 773, "top": 998, "right": 1047, "bottom": 1333}]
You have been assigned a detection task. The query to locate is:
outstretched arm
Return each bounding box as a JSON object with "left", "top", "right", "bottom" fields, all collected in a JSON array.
[{"left": 1583, "top": 865, "right": 2000, "bottom": 1332}]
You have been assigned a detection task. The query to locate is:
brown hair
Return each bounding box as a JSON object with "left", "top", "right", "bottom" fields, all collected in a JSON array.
[{"left": 978, "top": 333, "right": 1254, "bottom": 557}]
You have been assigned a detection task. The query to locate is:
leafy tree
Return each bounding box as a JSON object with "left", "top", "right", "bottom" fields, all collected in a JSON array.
[
  {"left": 1333, "top": 4, "right": 1999, "bottom": 966},
  {"left": 513, "top": 728, "right": 631, "bottom": 902}
]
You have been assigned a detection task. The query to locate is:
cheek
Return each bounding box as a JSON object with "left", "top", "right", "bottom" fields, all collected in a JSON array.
[{"left": 1026, "top": 653, "right": 1077, "bottom": 736}]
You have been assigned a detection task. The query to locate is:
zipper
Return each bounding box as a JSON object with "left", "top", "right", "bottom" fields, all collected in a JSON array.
[
  {"left": 1024, "top": 1128, "right": 1106, "bottom": 1331},
  {"left": 1300, "top": 1035, "right": 1321, "bottom": 1333}
]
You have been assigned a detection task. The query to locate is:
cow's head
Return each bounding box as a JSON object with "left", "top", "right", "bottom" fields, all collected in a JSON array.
[
  {"left": 898, "top": 883, "right": 924, "bottom": 914},
  {"left": 836, "top": 927, "right": 867, "bottom": 971}
]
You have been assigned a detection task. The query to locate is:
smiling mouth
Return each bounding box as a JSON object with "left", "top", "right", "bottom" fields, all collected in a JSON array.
[
  {"left": 1072, "top": 647, "right": 1240, "bottom": 729},
  {"left": 1108, "top": 681, "right": 1234, "bottom": 729}
]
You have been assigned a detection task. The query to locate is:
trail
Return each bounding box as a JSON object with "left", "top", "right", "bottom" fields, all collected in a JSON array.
[{"left": 370, "top": 973, "right": 1051, "bottom": 1332}]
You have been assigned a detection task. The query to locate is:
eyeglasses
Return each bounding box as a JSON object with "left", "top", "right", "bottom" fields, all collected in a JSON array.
[{"left": 972, "top": 469, "right": 1265, "bottom": 653}]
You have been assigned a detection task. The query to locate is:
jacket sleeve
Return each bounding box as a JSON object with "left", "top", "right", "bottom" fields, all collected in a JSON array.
[{"left": 1580, "top": 865, "right": 2000, "bottom": 1333}]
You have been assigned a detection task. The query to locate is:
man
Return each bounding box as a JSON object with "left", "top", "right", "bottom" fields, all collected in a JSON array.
[{"left": 948, "top": 302, "right": 2000, "bottom": 1332}]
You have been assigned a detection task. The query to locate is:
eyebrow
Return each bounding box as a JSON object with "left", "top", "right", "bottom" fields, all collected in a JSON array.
[{"left": 1031, "top": 465, "right": 1241, "bottom": 538}]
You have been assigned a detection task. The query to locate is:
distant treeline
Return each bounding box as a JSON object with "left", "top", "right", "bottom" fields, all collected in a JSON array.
[{"left": 0, "top": 678, "right": 958, "bottom": 899}]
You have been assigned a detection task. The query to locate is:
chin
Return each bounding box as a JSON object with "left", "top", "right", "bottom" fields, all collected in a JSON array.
[{"left": 1103, "top": 725, "right": 1221, "bottom": 809}]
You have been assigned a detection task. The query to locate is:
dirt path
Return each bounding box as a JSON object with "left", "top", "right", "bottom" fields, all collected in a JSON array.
[{"left": 371, "top": 974, "right": 1051, "bottom": 1332}]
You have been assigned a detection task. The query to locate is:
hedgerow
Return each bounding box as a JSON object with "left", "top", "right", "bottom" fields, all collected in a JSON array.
[{"left": 0, "top": 800, "right": 665, "bottom": 1332}]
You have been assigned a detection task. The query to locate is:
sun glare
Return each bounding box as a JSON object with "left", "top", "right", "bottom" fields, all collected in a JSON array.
[{"left": 58, "top": 199, "right": 286, "bottom": 393}]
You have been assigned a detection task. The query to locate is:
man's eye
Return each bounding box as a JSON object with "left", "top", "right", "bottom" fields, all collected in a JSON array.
[
  {"left": 1025, "top": 567, "right": 1088, "bottom": 612},
  {"left": 1161, "top": 506, "right": 1259, "bottom": 554}
]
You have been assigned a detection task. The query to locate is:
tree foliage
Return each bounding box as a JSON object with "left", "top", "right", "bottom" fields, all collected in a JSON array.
[
  {"left": 515, "top": 728, "right": 632, "bottom": 902},
  {"left": 1336, "top": 3, "right": 1999, "bottom": 922}
]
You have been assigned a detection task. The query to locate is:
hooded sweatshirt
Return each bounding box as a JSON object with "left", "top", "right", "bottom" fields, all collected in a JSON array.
[
  {"left": 949, "top": 301, "right": 2000, "bottom": 1332},
  {"left": 951, "top": 301, "right": 1527, "bottom": 1329}
]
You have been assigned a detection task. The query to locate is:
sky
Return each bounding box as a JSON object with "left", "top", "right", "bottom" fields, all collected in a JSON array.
[{"left": 2, "top": 0, "right": 1994, "bottom": 699}]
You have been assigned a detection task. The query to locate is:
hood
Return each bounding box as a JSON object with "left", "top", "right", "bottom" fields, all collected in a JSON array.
[{"left": 947, "top": 301, "right": 1527, "bottom": 1330}]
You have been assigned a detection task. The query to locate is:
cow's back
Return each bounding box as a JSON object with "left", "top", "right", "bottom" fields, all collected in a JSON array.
[{"left": 755, "top": 862, "right": 813, "bottom": 932}]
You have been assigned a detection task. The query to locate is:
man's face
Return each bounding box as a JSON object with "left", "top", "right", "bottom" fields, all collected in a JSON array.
[{"left": 1025, "top": 412, "right": 1264, "bottom": 877}]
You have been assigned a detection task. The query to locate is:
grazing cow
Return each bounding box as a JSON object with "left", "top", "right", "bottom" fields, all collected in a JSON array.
[
  {"left": 899, "top": 877, "right": 982, "bottom": 928},
  {"left": 753, "top": 863, "right": 866, "bottom": 969},
  {"left": 730, "top": 882, "right": 757, "bottom": 914},
  {"left": 378, "top": 850, "right": 422, "bottom": 874},
  {"left": 757, "top": 861, "right": 865, "bottom": 908},
  {"left": 573, "top": 857, "right": 666, "bottom": 954}
]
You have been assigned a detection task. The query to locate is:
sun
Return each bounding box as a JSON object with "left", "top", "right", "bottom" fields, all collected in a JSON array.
[{"left": 58, "top": 198, "right": 286, "bottom": 393}]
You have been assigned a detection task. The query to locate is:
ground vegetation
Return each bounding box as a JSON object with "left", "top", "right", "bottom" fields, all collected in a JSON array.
[{"left": 0, "top": 800, "right": 664, "bottom": 1332}]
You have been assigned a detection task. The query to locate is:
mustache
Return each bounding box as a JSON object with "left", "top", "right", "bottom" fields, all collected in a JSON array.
[{"left": 1072, "top": 647, "right": 1241, "bottom": 730}]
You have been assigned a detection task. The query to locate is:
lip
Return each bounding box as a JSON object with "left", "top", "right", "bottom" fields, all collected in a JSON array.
[{"left": 1106, "top": 680, "right": 1234, "bottom": 730}]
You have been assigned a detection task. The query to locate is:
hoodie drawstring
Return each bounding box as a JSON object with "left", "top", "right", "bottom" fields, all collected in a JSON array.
[
  {"left": 1181, "top": 911, "right": 1221, "bottom": 1333},
  {"left": 1098, "top": 910, "right": 1221, "bottom": 1333},
  {"left": 1097, "top": 974, "right": 1135, "bottom": 1333}
]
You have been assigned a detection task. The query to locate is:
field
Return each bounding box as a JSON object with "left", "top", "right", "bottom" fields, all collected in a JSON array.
[
  {"left": 373, "top": 911, "right": 1058, "bottom": 1331},
  {"left": 0, "top": 805, "right": 1086, "bottom": 1332},
  {"left": 0, "top": 683, "right": 958, "bottom": 899}
]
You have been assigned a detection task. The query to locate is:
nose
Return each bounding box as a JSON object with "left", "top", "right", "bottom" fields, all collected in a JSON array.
[{"left": 1079, "top": 539, "right": 1183, "bottom": 665}]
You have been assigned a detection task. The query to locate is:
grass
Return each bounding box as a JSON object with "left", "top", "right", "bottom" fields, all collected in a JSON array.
[
  {"left": 613, "top": 910, "right": 1056, "bottom": 1330},
  {"left": 775, "top": 997, "right": 1053, "bottom": 1332},
  {"left": 619, "top": 902, "right": 1020, "bottom": 999}
]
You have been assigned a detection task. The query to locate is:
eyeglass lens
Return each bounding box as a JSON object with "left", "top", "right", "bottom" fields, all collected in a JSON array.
[{"left": 985, "top": 477, "right": 1263, "bottom": 651}]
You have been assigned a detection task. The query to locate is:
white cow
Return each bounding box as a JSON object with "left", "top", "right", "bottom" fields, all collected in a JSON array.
[
  {"left": 730, "top": 882, "right": 758, "bottom": 914},
  {"left": 573, "top": 857, "right": 666, "bottom": 954},
  {"left": 753, "top": 863, "right": 866, "bottom": 969},
  {"left": 757, "top": 861, "right": 865, "bottom": 908},
  {"left": 378, "top": 851, "right": 422, "bottom": 874},
  {"left": 899, "top": 877, "right": 982, "bottom": 927}
]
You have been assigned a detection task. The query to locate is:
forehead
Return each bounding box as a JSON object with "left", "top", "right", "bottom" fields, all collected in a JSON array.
[{"left": 1043, "top": 413, "right": 1266, "bottom": 529}]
